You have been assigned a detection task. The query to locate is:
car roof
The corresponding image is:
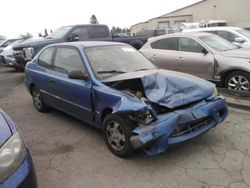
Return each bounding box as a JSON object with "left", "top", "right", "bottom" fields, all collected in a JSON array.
[
  {"left": 60, "top": 24, "right": 109, "bottom": 28},
  {"left": 148, "top": 32, "right": 213, "bottom": 42},
  {"left": 47, "top": 41, "right": 129, "bottom": 48}
]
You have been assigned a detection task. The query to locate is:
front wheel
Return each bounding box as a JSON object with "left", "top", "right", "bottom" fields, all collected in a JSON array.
[
  {"left": 225, "top": 71, "right": 250, "bottom": 91},
  {"left": 32, "top": 87, "right": 50, "bottom": 112},
  {"left": 103, "top": 114, "right": 135, "bottom": 158}
]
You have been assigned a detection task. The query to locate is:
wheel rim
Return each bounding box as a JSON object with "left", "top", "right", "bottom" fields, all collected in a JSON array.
[
  {"left": 33, "top": 90, "right": 42, "bottom": 109},
  {"left": 228, "top": 75, "right": 249, "bottom": 91},
  {"left": 106, "top": 121, "right": 126, "bottom": 151}
]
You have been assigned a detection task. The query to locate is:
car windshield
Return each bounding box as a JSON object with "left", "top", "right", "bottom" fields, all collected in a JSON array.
[
  {"left": 49, "top": 26, "right": 72, "bottom": 39},
  {"left": 237, "top": 29, "right": 250, "bottom": 39},
  {"left": 199, "top": 34, "right": 240, "bottom": 51},
  {"left": 85, "top": 45, "right": 156, "bottom": 80}
]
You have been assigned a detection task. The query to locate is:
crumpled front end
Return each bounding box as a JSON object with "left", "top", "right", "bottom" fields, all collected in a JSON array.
[{"left": 130, "top": 96, "right": 228, "bottom": 155}]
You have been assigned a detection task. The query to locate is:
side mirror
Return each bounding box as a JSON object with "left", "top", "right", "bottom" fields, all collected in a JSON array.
[
  {"left": 234, "top": 37, "right": 245, "bottom": 43},
  {"left": 202, "top": 48, "right": 208, "bottom": 55},
  {"left": 68, "top": 33, "right": 80, "bottom": 41},
  {"left": 68, "top": 70, "right": 88, "bottom": 80}
]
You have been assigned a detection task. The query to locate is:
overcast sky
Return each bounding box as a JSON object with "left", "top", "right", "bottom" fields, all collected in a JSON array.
[{"left": 1, "top": 0, "right": 200, "bottom": 38}]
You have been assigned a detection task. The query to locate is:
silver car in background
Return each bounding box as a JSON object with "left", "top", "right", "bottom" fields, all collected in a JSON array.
[
  {"left": 140, "top": 32, "right": 250, "bottom": 91},
  {"left": 183, "top": 27, "right": 250, "bottom": 49}
]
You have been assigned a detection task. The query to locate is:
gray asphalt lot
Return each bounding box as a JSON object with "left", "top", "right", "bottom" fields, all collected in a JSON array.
[{"left": 0, "top": 67, "right": 250, "bottom": 188}]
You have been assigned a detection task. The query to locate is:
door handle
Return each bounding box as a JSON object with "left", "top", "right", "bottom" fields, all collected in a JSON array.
[
  {"left": 151, "top": 54, "right": 157, "bottom": 58},
  {"left": 176, "top": 57, "right": 184, "bottom": 61}
]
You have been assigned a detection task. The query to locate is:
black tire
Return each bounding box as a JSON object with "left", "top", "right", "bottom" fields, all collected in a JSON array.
[
  {"left": 31, "top": 87, "right": 50, "bottom": 112},
  {"left": 14, "top": 64, "right": 22, "bottom": 72},
  {"left": 19, "top": 64, "right": 25, "bottom": 72},
  {"left": 103, "top": 114, "right": 135, "bottom": 158},
  {"left": 225, "top": 71, "right": 250, "bottom": 91}
]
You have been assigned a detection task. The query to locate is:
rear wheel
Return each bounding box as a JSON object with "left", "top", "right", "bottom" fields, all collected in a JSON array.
[
  {"left": 32, "top": 87, "right": 49, "bottom": 112},
  {"left": 225, "top": 71, "right": 250, "bottom": 91},
  {"left": 103, "top": 114, "right": 135, "bottom": 157}
]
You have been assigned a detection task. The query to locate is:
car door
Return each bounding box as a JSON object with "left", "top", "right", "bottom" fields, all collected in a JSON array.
[
  {"left": 148, "top": 37, "right": 180, "bottom": 71},
  {"left": 69, "top": 27, "right": 90, "bottom": 41},
  {"left": 176, "top": 37, "right": 215, "bottom": 80},
  {"left": 35, "top": 47, "right": 57, "bottom": 106},
  {"left": 50, "top": 47, "right": 93, "bottom": 124}
]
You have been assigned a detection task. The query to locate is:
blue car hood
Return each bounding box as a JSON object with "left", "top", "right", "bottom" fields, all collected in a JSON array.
[
  {"left": 0, "top": 111, "right": 12, "bottom": 147},
  {"left": 103, "top": 69, "right": 214, "bottom": 109}
]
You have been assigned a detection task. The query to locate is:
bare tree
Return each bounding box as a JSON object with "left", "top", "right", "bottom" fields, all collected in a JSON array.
[
  {"left": 90, "top": 15, "right": 99, "bottom": 24},
  {"left": 20, "top": 32, "right": 33, "bottom": 39}
]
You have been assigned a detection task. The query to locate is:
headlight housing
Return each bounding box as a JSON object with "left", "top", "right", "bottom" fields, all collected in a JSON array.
[
  {"left": 130, "top": 109, "right": 154, "bottom": 125},
  {"left": 212, "top": 87, "right": 218, "bottom": 97},
  {"left": 0, "top": 132, "right": 26, "bottom": 183},
  {"left": 23, "top": 47, "right": 34, "bottom": 60}
]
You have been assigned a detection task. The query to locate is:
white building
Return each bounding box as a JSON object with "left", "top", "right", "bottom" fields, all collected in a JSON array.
[{"left": 131, "top": 0, "right": 250, "bottom": 35}]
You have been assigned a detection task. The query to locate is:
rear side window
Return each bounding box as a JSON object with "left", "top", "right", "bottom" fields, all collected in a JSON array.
[
  {"left": 38, "top": 47, "right": 54, "bottom": 69},
  {"left": 54, "top": 47, "right": 85, "bottom": 74},
  {"left": 88, "top": 26, "right": 109, "bottom": 38},
  {"left": 151, "top": 38, "right": 178, "bottom": 50}
]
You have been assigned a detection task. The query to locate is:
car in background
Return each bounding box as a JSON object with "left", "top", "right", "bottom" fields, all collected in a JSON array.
[
  {"left": 0, "top": 39, "right": 20, "bottom": 53},
  {"left": 25, "top": 41, "right": 227, "bottom": 157},
  {"left": 12, "top": 24, "right": 155, "bottom": 71},
  {"left": 140, "top": 32, "right": 250, "bottom": 91},
  {"left": 135, "top": 28, "right": 175, "bottom": 37},
  {"left": 0, "top": 109, "right": 37, "bottom": 188},
  {"left": 183, "top": 27, "right": 250, "bottom": 48},
  {"left": 0, "top": 39, "right": 25, "bottom": 70},
  {"left": 199, "top": 20, "right": 227, "bottom": 28}
]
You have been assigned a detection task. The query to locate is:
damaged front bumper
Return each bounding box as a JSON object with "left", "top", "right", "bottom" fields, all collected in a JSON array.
[{"left": 130, "top": 96, "right": 228, "bottom": 155}]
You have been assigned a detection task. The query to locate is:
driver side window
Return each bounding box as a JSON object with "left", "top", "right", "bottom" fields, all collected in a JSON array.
[
  {"left": 53, "top": 47, "right": 86, "bottom": 74},
  {"left": 70, "top": 27, "right": 89, "bottom": 41},
  {"left": 179, "top": 37, "right": 204, "bottom": 53}
]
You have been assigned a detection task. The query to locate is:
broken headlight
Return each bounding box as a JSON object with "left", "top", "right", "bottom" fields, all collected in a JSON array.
[
  {"left": 130, "top": 109, "right": 154, "bottom": 125},
  {"left": 212, "top": 88, "right": 218, "bottom": 97},
  {"left": 23, "top": 47, "right": 34, "bottom": 60},
  {"left": 0, "top": 132, "right": 26, "bottom": 183}
]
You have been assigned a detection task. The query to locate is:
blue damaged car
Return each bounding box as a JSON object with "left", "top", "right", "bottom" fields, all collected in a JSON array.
[
  {"left": 25, "top": 41, "right": 228, "bottom": 157},
  {"left": 0, "top": 109, "right": 37, "bottom": 188}
]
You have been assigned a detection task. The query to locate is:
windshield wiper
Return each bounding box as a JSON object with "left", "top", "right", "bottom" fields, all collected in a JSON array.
[{"left": 97, "top": 70, "right": 127, "bottom": 74}]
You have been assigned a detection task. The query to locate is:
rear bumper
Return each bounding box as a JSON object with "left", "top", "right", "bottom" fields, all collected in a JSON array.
[
  {"left": 0, "top": 150, "right": 38, "bottom": 188},
  {"left": 130, "top": 96, "right": 228, "bottom": 155}
]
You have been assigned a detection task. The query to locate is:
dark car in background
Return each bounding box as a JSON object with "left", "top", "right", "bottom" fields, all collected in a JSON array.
[
  {"left": 12, "top": 24, "right": 154, "bottom": 71},
  {"left": 0, "top": 109, "right": 37, "bottom": 188},
  {"left": 140, "top": 32, "right": 250, "bottom": 91},
  {"left": 12, "top": 24, "right": 112, "bottom": 71},
  {"left": 25, "top": 41, "right": 227, "bottom": 157}
]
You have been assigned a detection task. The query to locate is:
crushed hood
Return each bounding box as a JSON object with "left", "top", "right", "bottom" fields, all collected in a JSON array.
[{"left": 103, "top": 69, "right": 215, "bottom": 109}]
